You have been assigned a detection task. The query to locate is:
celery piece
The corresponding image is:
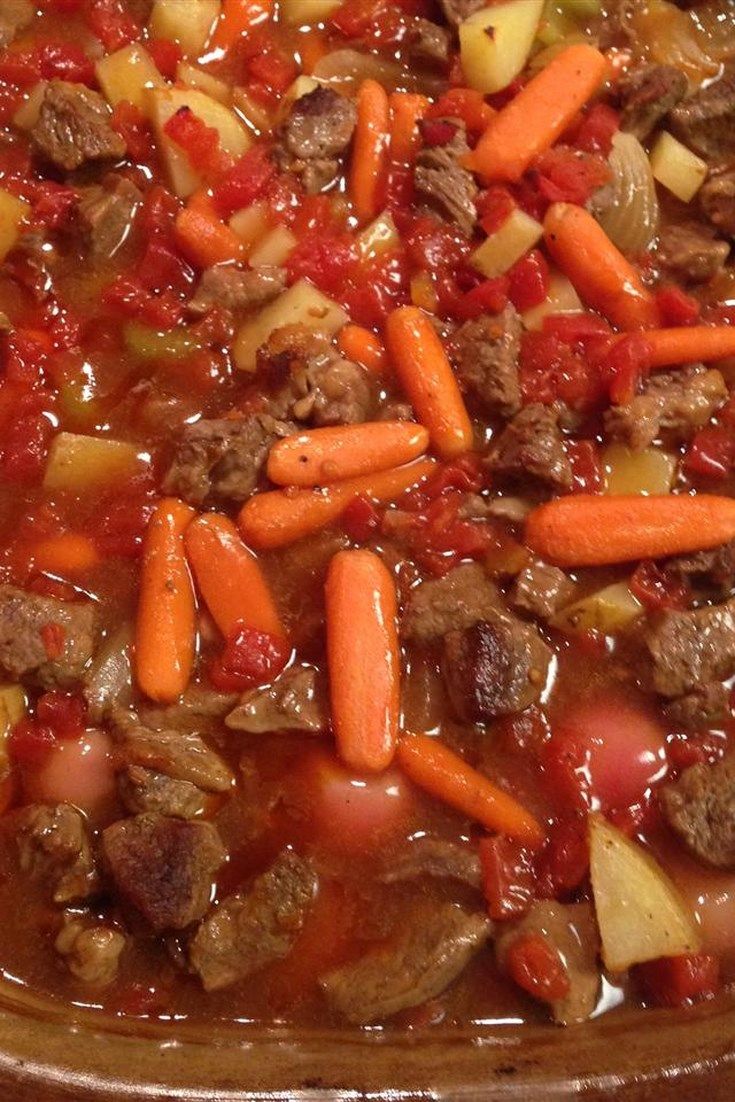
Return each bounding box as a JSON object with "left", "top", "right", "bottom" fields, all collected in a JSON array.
[{"left": 123, "top": 322, "right": 202, "bottom": 360}]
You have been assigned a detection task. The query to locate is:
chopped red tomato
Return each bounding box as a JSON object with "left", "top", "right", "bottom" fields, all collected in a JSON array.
[
  {"left": 147, "top": 38, "right": 183, "bottom": 80},
  {"left": 567, "top": 102, "right": 620, "bottom": 156},
  {"left": 287, "top": 232, "right": 357, "bottom": 298},
  {"left": 656, "top": 285, "right": 701, "bottom": 327},
  {"left": 36, "top": 691, "right": 87, "bottom": 739},
  {"left": 211, "top": 146, "right": 277, "bottom": 219},
  {"left": 479, "top": 836, "right": 536, "bottom": 921},
  {"left": 110, "top": 101, "right": 156, "bottom": 165},
  {"left": 567, "top": 440, "right": 603, "bottom": 494},
  {"left": 164, "top": 107, "right": 233, "bottom": 180},
  {"left": 630, "top": 561, "right": 691, "bottom": 611},
  {"left": 86, "top": 0, "right": 140, "bottom": 52},
  {"left": 477, "top": 185, "right": 516, "bottom": 235},
  {"left": 508, "top": 249, "right": 550, "bottom": 312},
  {"left": 454, "top": 276, "right": 509, "bottom": 319},
  {"left": 209, "top": 624, "right": 291, "bottom": 692},
  {"left": 685, "top": 408, "right": 735, "bottom": 480},
  {"left": 9, "top": 720, "right": 57, "bottom": 767},
  {"left": 531, "top": 146, "right": 611, "bottom": 208},
  {"left": 535, "top": 814, "right": 589, "bottom": 900},
  {"left": 341, "top": 495, "right": 382, "bottom": 542},
  {"left": 637, "top": 954, "right": 720, "bottom": 1008},
  {"left": 506, "top": 932, "right": 570, "bottom": 1003},
  {"left": 667, "top": 731, "right": 729, "bottom": 771}
]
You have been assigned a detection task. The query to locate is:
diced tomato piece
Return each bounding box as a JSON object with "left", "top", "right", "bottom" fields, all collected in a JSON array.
[
  {"left": 598, "top": 332, "right": 652, "bottom": 405},
  {"left": 667, "top": 730, "right": 728, "bottom": 771},
  {"left": 37, "top": 40, "right": 96, "bottom": 85},
  {"left": 506, "top": 932, "right": 570, "bottom": 1003},
  {"left": 164, "top": 107, "right": 232, "bottom": 179},
  {"left": 147, "top": 38, "right": 182, "bottom": 80},
  {"left": 454, "top": 276, "right": 509, "bottom": 320},
  {"left": 567, "top": 439, "right": 603, "bottom": 494},
  {"left": 31, "top": 181, "right": 78, "bottom": 230},
  {"left": 656, "top": 285, "right": 700, "bottom": 327},
  {"left": 531, "top": 146, "right": 611, "bottom": 208},
  {"left": 519, "top": 331, "right": 605, "bottom": 412},
  {"left": 637, "top": 954, "right": 720, "bottom": 1008},
  {"left": 567, "top": 102, "right": 620, "bottom": 156},
  {"left": 211, "top": 146, "right": 277, "bottom": 219},
  {"left": 630, "top": 561, "right": 691, "bottom": 611},
  {"left": 111, "top": 101, "right": 156, "bottom": 165},
  {"left": 508, "top": 249, "right": 549, "bottom": 312},
  {"left": 477, "top": 185, "right": 516, "bottom": 235},
  {"left": 426, "top": 87, "right": 494, "bottom": 137},
  {"left": 209, "top": 624, "right": 290, "bottom": 692},
  {"left": 535, "top": 814, "right": 589, "bottom": 900},
  {"left": 479, "top": 836, "right": 536, "bottom": 921},
  {"left": 0, "top": 50, "right": 42, "bottom": 88},
  {"left": 42, "top": 0, "right": 85, "bottom": 11},
  {"left": 420, "top": 118, "right": 459, "bottom": 147},
  {"left": 543, "top": 696, "right": 668, "bottom": 813},
  {"left": 685, "top": 424, "right": 735, "bottom": 481},
  {"left": 341, "top": 495, "right": 382, "bottom": 542},
  {"left": 86, "top": 0, "right": 140, "bottom": 52},
  {"left": 287, "top": 232, "right": 357, "bottom": 298},
  {"left": 36, "top": 691, "right": 87, "bottom": 739},
  {"left": 9, "top": 720, "right": 57, "bottom": 767}
]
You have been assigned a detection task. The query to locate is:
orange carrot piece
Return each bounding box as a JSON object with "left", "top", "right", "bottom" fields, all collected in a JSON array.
[
  {"left": 326, "top": 550, "right": 399, "bottom": 773},
  {"left": 543, "top": 202, "right": 660, "bottom": 331},
  {"left": 238, "top": 457, "right": 436, "bottom": 550},
  {"left": 174, "top": 206, "right": 243, "bottom": 268},
  {"left": 30, "top": 533, "right": 100, "bottom": 577},
  {"left": 385, "top": 306, "right": 474, "bottom": 459},
  {"left": 184, "top": 512, "right": 284, "bottom": 638},
  {"left": 396, "top": 733, "right": 545, "bottom": 845},
  {"left": 210, "top": 0, "right": 274, "bottom": 51},
  {"left": 469, "top": 43, "right": 609, "bottom": 182},
  {"left": 267, "top": 421, "right": 430, "bottom": 487},
  {"left": 350, "top": 79, "right": 390, "bottom": 224},
  {"left": 389, "top": 91, "right": 429, "bottom": 165},
  {"left": 637, "top": 326, "right": 735, "bottom": 370},
  {"left": 525, "top": 493, "right": 735, "bottom": 567},
  {"left": 136, "top": 498, "right": 197, "bottom": 703},
  {"left": 337, "top": 324, "right": 389, "bottom": 376}
]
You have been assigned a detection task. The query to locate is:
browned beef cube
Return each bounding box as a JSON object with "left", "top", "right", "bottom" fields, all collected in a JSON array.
[
  {"left": 76, "top": 173, "right": 141, "bottom": 259},
  {"left": 511, "top": 561, "right": 576, "bottom": 620},
  {"left": 646, "top": 598, "right": 735, "bottom": 698},
  {"left": 414, "top": 121, "right": 477, "bottom": 235},
  {"left": 438, "top": 0, "right": 486, "bottom": 28},
  {"left": 405, "top": 18, "right": 451, "bottom": 65},
  {"left": 31, "top": 81, "right": 125, "bottom": 171},
  {"left": 103, "top": 814, "right": 225, "bottom": 931},
  {"left": 668, "top": 69, "right": 735, "bottom": 161},
  {"left": 118, "top": 766, "right": 211, "bottom": 820},
  {"left": 0, "top": 586, "right": 96, "bottom": 688},
  {"left": 656, "top": 223, "right": 730, "bottom": 284},
  {"left": 661, "top": 757, "right": 735, "bottom": 868},
  {"left": 487, "top": 404, "right": 573, "bottom": 492},
  {"left": 16, "top": 803, "right": 99, "bottom": 904},
  {"left": 449, "top": 306, "right": 522, "bottom": 418},
  {"left": 618, "top": 64, "right": 687, "bottom": 140},
  {"left": 379, "top": 837, "right": 482, "bottom": 890},
  {"left": 225, "top": 665, "right": 327, "bottom": 734},
  {"left": 188, "top": 265, "right": 286, "bottom": 316},
  {"left": 264, "top": 326, "right": 375, "bottom": 426},
  {"left": 604, "top": 365, "right": 726, "bottom": 450},
  {"left": 700, "top": 166, "right": 735, "bottom": 238},
  {"left": 114, "top": 718, "right": 234, "bottom": 793},
  {"left": 278, "top": 87, "right": 356, "bottom": 194},
  {"left": 401, "top": 563, "right": 502, "bottom": 644}
]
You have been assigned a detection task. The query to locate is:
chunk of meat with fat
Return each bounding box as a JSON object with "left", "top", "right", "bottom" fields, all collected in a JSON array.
[
  {"left": 487, "top": 404, "right": 573, "bottom": 492},
  {"left": 118, "top": 765, "right": 210, "bottom": 820},
  {"left": 604, "top": 365, "right": 726, "bottom": 450},
  {"left": 661, "top": 756, "right": 735, "bottom": 869},
  {"left": 668, "top": 69, "right": 735, "bottom": 161},
  {"left": 321, "top": 903, "right": 491, "bottom": 1024},
  {"left": 102, "top": 814, "right": 225, "bottom": 931},
  {"left": 31, "top": 81, "right": 125, "bottom": 172},
  {"left": 496, "top": 901, "right": 600, "bottom": 1026},
  {"left": 188, "top": 265, "right": 286, "bottom": 317},
  {"left": 665, "top": 683, "right": 732, "bottom": 732},
  {"left": 700, "top": 167, "right": 735, "bottom": 238},
  {"left": 278, "top": 87, "right": 357, "bottom": 194},
  {"left": 414, "top": 121, "right": 478, "bottom": 236},
  {"left": 449, "top": 307, "right": 522, "bottom": 418},
  {"left": 646, "top": 598, "right": 735, "bottom": 698},
  {"left": 656, "top": 223, "right": 730, "bottom": 284},
  {"left": 0, "top": 586, "right": 96, "bottom": 688},
  {"left": 401, "top": 563, "right": 502, "bottom": 644},
  {"left": 511, "top": 561, "right": 576, "bottom": 621},
  {"left": 666, "top": 540, "right": 735, "bottom": 596},
  {"left": 380, "top": 837, "right": 482, "bottom": 890},
  {"left": 136, "top": 688, "right": 238, "bottom": 734},
  {"left": 114, "top": 715, "right": 234, "bottom": 793},
  {"left": 442, "top": 612, "right": 551, "bottom": 722},
  {"left": 16, "top": 803, "right": 99, "bottom": 904},
  {"left": 162, "top": 413, "right": 293, "bottom": 506},
  {"left": 189, "top": 850, "right": 317, "bottom": 990},
  {"left": 55, "top": 916, "right": 126, "bottom": 986},
  {"left": 225, "top": 666, "right": 327, "bottom": 734},
  {"left": 406, "top": 18, "right": 451, "bottom": 66},
  {"left": 618, "top": 64, "right": 687, "bottom": 141},
  {"left": 76, "top": 174, "right": 141, "bottom": 259}
]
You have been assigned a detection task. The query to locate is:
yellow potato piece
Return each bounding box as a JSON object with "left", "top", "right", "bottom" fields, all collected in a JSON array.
[
  {"left": 234, "top": 280, "right": 348, "bottom": 372},
  {"left": 460, "top": 0, "right": 545, "bottom": 94}
]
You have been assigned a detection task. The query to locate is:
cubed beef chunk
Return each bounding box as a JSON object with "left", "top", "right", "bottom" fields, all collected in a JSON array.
[
  {"left": 646, "top": 598, "right": 735, "bottom": 698},
  {"left": 661, "top": 756, "right": 735, "bottom": 868},
  {"left": 511, "top": 561, "right": 576, "bottom": 620},
  {"left": 84, "top": 624, "right": 133, "bottom": 722},
  {"left": 118, "top": 765, "right": 211, "bottom": 820},
  {"left": 668, "top": 69, "right": 735, "bottom": 161},
  {"left": 16, "top": 804, "right": 99, "bottom": 904},
  {"left": 135, "top": 689, "right": 238, "bottom": 734},
  {"left": 0, "top": 0, "right": 33, "bottom": 47},
  {"left": 114, "top": 717, "right": 234, "bottom": 793},
  {"left": 76, "top": 174, "right": 141, "bottom": 259},
  {"left": 604, "top": 365, "right": 726, "bottom": 450},
  {"left": 263, "top": 326, "right": 375, "bottom": 426},
  {"left": 656, "top": 223, "right": 730, "bottom": 284},
  {"left": 278, "top": 86, "right": 357, "bottom": 194},
  {"left": 700, "top": 166, "right": 735, "bottom": 238},
  {"left": 496, "top": 901, "right": 600, "bottom": 1026},
  {"left": 401, "top": 563, "right": 502, "bottom": 644},
  {"left": 225, "top": 665, "right": 327, "bottom": 734},
  {"left": 103, "top": 814, "right": 225, "bottom": 931},
  {"left": 414, "top": 121, "right": 478, "bottom": 235},
  {"left": 380, "top": 837, "right": 482, "bottom": 890},
  {"left": 617, "top": 64, "right": 687, "bottom": 140},
  {"left": 55, "top": 917, "right": 126, "bottom": 986},
  {"left": 439, "top": 0, "right": 486, "bottom": 27},
  {"left": 406, "top": 18, "right": 451, "bottom": 65},
  {"left": 665, "top": 683, "right": 732, "bottom": 731},
  {"left": 188, "top": 265, "right": 286, "bottom": 317},
  {"left": 31, "top": 81, "right": 125, "bottom": 172},
  {"left": 162, "top": 412, "right": 293, "bottom": 505},
  {"left": 449, "top": 306, "right": 522, "bottom": 418},
  {"left": 487, "top": 404, "right": 573, "bottom": 492},
  {"left": 0, "top": 586, "right": 96, "bottom": 688},
  {"left": 321, "top": 902, "right": 491, "bottom": 1024},
  {"left": 442, "top": 612, "right": 551, "bottom": 721},
  {"left": 666, "top": 540, "right": 735, "bottom": 596},
  {"left": 189, "top": 850, "right": 317, "bottom": 990}
]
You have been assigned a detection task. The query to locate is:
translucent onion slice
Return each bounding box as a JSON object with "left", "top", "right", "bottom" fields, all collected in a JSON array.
[
  {"left": 312, "top": 49, "right": 446, "bottom": 97},
  {"left": 692, "top": 0, "right": 735, "bottom": 63},
  {"left": 593, "top": 131, "right": 659, "bottom": 257},
  {"left": 629, "top": 0, "right": 718, "bottom": 87}
]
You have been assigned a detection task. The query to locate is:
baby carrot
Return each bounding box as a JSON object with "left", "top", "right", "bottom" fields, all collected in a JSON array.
[
  {"left": 338, "top": 324, "right": 389, "bottom": 376},
  {"left": 184, "top": 512, "right": 284, "bottom": 638},
  {"left": 238, "top": 457, "right": 436, "bottom": 550},
  {"left": 174, "top": 206, "right": 243, "bottom": 268},
  {"left": 469, "top": 44, "right": 609, "bottom": 182},
  {"left": 636, "top": 326, "right": 735, "bottom": 370},
  {"left": 350, "top": 79, "right": 390, "bottom": 225},
  {"left": 525, "top": 493, "right": 735, "bottom": 567},
  {"left": 389, "top": 91, "right": 429, "bottom": 165},
  {"left": 385, "top": 306, "right": 474, "bottom": 459},
  {"left": 136, "top": 498, "right": 197, "bottom": 704},
  {"left": 326, "top": 550, "right": 399, "bottom": 773},
  {"left": 396, "top": 733, "right": 545, "bottom": 846},
  {"left": 267, "top": 422, "right": 430, "bottom": 487},
  {"left": 210, "top": 0, "right": 274, "bottom": 51},
  {"left": 30, "top": 533, "right": 100, "bottom": 577},
  {"left": 544, "top": 203, "right": 660, "bottom": 331}
]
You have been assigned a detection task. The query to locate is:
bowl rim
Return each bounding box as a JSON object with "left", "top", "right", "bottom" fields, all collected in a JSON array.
[{"left": 0, "top": 984, "right": 733, "bottom": 1100}]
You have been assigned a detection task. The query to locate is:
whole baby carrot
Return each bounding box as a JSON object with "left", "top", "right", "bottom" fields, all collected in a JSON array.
[
  {"left": 326, "top": 550, "right": 399, "bottom": 773},
  {"left": 267, "top": 421, "right": 429, "bottom": 487},
  {"left": 635, "top": 326, "right": 735, "bottom": 369},
  {"left": 337, "top": 324, "right": 389, "bottom": 376},
  {"left": 350, "top": 79, "right": 390, "bottom": 224}
]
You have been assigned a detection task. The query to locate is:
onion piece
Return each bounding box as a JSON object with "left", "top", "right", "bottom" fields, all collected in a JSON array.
[
  {"left": 629, "top": 0, "right": 718, "bottom": 87},
  {"left": 312, "top": 49, "right": 446, "bottom": 97},
  {"left": 693, "top": 1, "right": 735, "bottom": 62},
  {"left": 84, "top": 623, "right": 133, "bottom": 722},
  {"left": 593, "top": 131, "right": 659, "bottom": 257}
]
